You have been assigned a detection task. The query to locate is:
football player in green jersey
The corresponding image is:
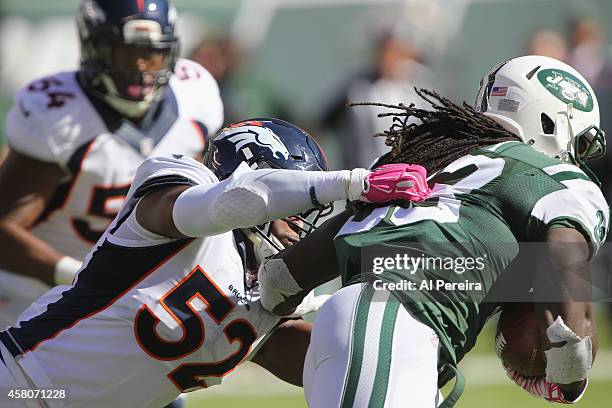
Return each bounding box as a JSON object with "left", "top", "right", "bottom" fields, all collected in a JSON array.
[{"left": 256, "top": 56, "right": 609, "bottom": 407}]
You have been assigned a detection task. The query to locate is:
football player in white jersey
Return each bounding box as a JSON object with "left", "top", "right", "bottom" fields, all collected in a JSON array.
[
  {"left": 0, "top": 118, "right": 429, "bottom": 407},
  {"left": 0, "top": 0, "right": 223, "bottom": 329}
]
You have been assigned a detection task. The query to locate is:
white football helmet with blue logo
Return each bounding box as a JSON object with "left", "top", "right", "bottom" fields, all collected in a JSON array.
[{"left": 475, "top": 55, "right": 605, "bottom": 180}]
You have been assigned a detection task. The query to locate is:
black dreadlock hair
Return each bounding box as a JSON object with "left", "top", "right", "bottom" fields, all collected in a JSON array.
[{"left": 351, "top": 88, "right": 521, "bottom": 174}]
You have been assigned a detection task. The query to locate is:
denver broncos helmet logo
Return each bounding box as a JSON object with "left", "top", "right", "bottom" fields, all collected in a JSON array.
[{"left": 218, "top": 125, "right": 291, "bottom": 161}]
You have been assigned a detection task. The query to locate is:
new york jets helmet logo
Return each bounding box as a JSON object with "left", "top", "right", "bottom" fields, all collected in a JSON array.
[
  {"left": 537, "top": 69, "right": 594, "bottom": 112},
  {"left": 219, "top": 126, "right": 291, "bottom": 160}
]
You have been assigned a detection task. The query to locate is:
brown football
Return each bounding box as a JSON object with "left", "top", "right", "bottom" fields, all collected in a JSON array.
[{"left": 495, "top": 302, "right": 546, "bottom": 377}]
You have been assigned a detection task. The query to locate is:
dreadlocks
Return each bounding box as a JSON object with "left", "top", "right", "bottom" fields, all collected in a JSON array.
[{"left": 351, "top": 88, "right": 521, "bottom": 174}]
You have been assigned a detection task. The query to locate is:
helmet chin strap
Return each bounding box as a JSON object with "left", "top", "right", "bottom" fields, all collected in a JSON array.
[
  {"left": 103, "top": 94, "right": 152, "bottom": 118},
  {"left": 98, "top": 74, "right": 156, "bottom": 118}
]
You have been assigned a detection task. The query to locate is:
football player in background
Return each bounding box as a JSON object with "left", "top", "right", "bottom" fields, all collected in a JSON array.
[
  {"left": 0, "top": 0, "right": 223, "bottom": 329},
  {"left": 0, "top": 118, "right": 429, "bottom": 407},
  {"left": 257, "top": 56, "right": 608, "bottom": 407}
]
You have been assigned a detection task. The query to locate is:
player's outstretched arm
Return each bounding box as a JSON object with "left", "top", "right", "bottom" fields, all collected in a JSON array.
[
  {"left": 0, "top": 150, "right": 79, "bottom": 285},
  {"left": 507, "top": 227, "right": 596, "bottom": 403},
  {"left": 541, "top": 228, "right": 595, "bottom": 400},
  {"left": 137, "top": 163, "right": 430, "bottom": 238},
  {"left": 135, "top": 167, "right": 364, "bottom": 239}
]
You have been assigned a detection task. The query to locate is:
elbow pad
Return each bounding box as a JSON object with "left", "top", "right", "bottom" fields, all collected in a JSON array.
[{"left": 172, "top": 181, "right": 269, "bottom": 237}]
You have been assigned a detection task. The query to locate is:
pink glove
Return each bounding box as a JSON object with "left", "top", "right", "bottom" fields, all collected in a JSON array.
[
  {"left": 360, "top": 164, "right": 431, "bottom": 203},
  {"left": 503, "top": 363, "right": 572, "bottom": 403}
]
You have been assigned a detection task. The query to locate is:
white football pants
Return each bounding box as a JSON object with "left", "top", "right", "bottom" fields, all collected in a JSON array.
[{"left": 303, "top": 283, "right": 442, "bottom": 408}]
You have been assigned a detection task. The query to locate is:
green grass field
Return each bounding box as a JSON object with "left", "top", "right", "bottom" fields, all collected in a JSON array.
[
  {"left": 185, "top": 308, "right": 612, "bottom": 408},
  {"left": 187, "top": 380, "right": 612, "bottom": 408}
]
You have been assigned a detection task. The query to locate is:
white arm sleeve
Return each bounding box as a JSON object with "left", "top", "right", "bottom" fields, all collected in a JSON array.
[{"left": 172, "top": 163, "right": 353, "bottom": 237}]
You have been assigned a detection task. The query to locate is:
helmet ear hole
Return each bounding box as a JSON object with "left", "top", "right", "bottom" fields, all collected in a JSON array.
[{"left": 541, "top": 113, "right": 555, "bottom": 134}]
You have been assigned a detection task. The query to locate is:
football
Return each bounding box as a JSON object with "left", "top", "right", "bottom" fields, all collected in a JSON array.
[{"left": 495, "top": 302, "right": 546, "bottom": 377}]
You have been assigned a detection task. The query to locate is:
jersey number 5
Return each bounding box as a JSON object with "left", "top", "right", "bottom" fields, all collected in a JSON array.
[
  {"left": 134, "top": 266, "right": 257, "bottom": 392},
  {"left": 72, "top": 184, "right": 131, "bottom": 243}
]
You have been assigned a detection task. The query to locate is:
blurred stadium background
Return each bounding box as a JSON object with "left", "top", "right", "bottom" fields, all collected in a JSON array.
[{"left": 1, "top": 0, "right": 611, "bottom": 407}]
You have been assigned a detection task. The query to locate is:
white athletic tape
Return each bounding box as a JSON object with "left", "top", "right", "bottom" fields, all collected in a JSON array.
[
  {"left": 54, "top": 256, "right": 82, "bottom": 285},
  {"left": 347, "top": 168, "right": 368, "bottom": 201},
  {"left": 258, "top": 258, "right": 302, "bottom": 314},
  {"left": 545, "top": 316, "right": 593, "bottom": 384},
  {"left": 289, "top": 291, "right": 331, "bottom": 317}
]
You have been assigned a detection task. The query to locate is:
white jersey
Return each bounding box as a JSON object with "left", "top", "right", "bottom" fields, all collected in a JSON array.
[
  {"left": 0, "top": 156, "right": 280, "bottom": 407},
  {"left": 0, "top": 59, "right": 223, "bottom": 328}
]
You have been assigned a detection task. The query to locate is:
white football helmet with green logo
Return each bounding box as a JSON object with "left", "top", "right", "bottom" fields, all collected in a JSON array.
[{"left": 475, "top": 55, "right": 605, "bottom": 182}]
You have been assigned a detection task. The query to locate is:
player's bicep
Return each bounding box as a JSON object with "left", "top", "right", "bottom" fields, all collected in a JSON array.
[
  {"left": 135, "top": 185, "right": 192, "bottom": 238},
  {"left": 539, "top": 227, "right": 590, "bottom": 304},
  {"left": 0, "top": 149, "right": 65, "bottom": 226},
  {"left": 130, "top": 156, "right": 219, "bottom": 238},
  {"left": 545, "top": 227, "right": 590, "bottom": 273}
]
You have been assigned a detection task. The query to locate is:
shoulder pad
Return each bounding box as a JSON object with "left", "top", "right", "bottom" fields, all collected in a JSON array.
[
  {"left": 5, "top": 72, "right": 101, "bottom": 167},
  {"left": 131, "top": 154, "right": 218, "bottom": 196},
  {"left": 170, "top": 59, "right": 224, "bottom": 137}
]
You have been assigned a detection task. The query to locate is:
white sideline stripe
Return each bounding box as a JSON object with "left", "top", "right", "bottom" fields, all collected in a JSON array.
[{"left": 186, "top": 351, "right": 612, "bottom": 401}]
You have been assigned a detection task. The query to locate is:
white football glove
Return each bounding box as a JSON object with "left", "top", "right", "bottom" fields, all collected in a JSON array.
[
  {"left": 258, "top": 258, "right": 302, "bottom": 314},
  {"left": 544, "top": 317, "right": 593, "bottom": 385}
]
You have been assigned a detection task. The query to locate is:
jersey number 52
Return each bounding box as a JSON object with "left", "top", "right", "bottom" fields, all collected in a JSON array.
[{"left": 134, "top": 266, "right": 257, "bottom": 392}]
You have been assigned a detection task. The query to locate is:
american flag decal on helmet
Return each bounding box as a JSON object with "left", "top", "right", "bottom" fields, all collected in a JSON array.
[{"left": 491, "top": 86, "right": 508, "bottom": 97}]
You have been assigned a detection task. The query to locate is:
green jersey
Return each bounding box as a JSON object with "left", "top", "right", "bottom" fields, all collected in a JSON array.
[{"left": 334, "top": 141, "right": 608, "bottom": 381}]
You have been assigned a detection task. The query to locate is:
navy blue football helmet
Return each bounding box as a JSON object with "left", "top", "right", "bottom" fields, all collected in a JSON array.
[
  {"left": 77, "top": 0, "right": 179, "bottom": 117},
  {"left": 203, "top": 118, "right": 332, "bottom": 261},
  {"left": 204, "top": 118, "right": 328, "bottom": 179}
]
